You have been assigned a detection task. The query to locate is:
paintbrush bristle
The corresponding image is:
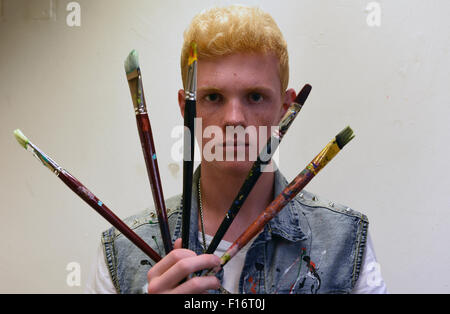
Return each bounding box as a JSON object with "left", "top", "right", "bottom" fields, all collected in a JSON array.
[
  {"left": 124, "top": 49, "right": 139, "bottom": 74},
  {"left": 335, "top": 126, "right": 355, "bottom": 149},
  {"left": 13, "top": 129, "right": 29, "bottom": 150},
  {"left": 188, "top": 42, "right": 198, "bottom": 66}
]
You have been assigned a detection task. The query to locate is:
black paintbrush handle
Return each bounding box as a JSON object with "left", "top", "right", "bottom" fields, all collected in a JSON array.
[
  {"left": 181, "top": 99, "right": 196, "bottom": 249},
  {"left": 205, "top": 146, "right": 269, "bottom": 254}
]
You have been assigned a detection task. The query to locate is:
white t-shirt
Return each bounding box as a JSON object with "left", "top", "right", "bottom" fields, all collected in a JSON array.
[{"left": 85, "top": 231, "right": 387, "bottom": 294}]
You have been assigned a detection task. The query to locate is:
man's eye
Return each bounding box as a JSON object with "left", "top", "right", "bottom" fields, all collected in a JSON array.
[
  {"left": 249, "top": 92, "right": 263, "bottom": 103},
  {"left": 205, "top": 93, "right": 221, "bottom": 102}
]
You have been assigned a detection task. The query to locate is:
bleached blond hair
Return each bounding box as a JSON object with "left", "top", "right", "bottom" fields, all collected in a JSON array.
[{"left": 180, "top": 5, "right": 289, "bottom": 93}]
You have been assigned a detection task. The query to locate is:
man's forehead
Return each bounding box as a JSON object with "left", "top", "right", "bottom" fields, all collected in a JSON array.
[
  {"left": 197, "top": 53, "right": 281, "bottom": 92},
  {"left": 197, "top": 52, "right": 279, "bottom": 71}
]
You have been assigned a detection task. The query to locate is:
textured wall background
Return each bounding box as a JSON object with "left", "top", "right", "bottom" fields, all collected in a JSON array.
[{"left": 0, "top": 0, "right": 449, "bottom": 293}]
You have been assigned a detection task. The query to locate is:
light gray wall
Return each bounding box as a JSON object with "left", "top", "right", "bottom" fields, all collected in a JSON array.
[{"left": 0, "top": 0, "right": 449, "bottom": 293}]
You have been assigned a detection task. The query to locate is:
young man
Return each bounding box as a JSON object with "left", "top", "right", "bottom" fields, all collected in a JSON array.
[{"left": 86, "top": 5, "right": 387, "bottom": 294}]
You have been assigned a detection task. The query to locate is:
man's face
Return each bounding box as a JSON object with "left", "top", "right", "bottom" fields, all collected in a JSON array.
[{"left": 179, "top": 52, "right": 294, "bottom": 174}]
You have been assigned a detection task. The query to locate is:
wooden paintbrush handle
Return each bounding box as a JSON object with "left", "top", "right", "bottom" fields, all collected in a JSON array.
[
  {"left": 58, "top": 169, "right": 162, "bottom": 262},
  {"left": 136, "top": 113, "right": 173, "bottom": 254},
  {"left": 220, "top": 168, "right": 315, "bottom": 267}
]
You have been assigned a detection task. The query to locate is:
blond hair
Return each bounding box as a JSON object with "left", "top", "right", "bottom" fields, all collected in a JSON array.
[{"left": 180, "top": 5, "right": 289, "bottom": 92}]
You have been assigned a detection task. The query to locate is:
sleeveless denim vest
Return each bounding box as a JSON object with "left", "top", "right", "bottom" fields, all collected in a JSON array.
[{"left": 101, "top": 168, "right": 369, "bottom": 294}]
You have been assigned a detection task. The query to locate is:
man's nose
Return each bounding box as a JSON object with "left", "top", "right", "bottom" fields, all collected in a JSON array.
[{"left": 222, "top": 97, "right": 246, "bottom": 127}]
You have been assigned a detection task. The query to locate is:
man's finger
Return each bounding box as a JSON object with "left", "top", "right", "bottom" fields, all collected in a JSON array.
[
  {"left": 155, "top": 254, "right": 221, "bottom": 290},
  {"left": 171, "top": 274, "right": 220, "bottom": 294},
  {"left": 147, "top": 248, "right": 196, "bottom": 279}
]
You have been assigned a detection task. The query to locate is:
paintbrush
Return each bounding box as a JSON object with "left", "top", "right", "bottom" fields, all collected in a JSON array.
[
  {"left": 204, "top": 126, "right": 355, "bottom": 274},
  {"left": 13, "top": 129, "right": 162, "bottom": 263},
  {"left": 205, "top": 84, "right": 312, "bottom": 254},
  {"left": 181, "top": 42, "right": 197, "bottom": 249},
  {"left": 125, "top": 49, "right": 173, "bottom": 254}
]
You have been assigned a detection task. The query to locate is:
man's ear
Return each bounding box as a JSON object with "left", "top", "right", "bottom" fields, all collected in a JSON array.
[
  {"left": 279, "top": 88, "right": 297, "bottom": 120},
  {"left": 178, "top": 89, "right": 186, "bottom": 118}
]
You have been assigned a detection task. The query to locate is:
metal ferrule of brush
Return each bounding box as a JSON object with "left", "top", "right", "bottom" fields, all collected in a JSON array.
[
  {"left": 28, "top": 142, "right": 62, "bottom": 176},
  {"left": 185, "top": 62, "right": 197, "bottom": 101},
  {"left": 279, "top": 102, "right": 302, "bottom": 135},
  {"left": 271, "top": 102, "right": 303, "bottom": 141},
  {"left": 134, "top": 72, "right": 148, "bottom": 115}
]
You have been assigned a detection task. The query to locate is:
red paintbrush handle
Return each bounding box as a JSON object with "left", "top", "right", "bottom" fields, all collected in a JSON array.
[
  {"left": 240, "top": 169, "right": 313, "bottom": 248},
  {"left": 220, "top": 169, "right": 315, "bottom": 266},
  {"left": 135, "top": 113, "right": 173, "bottom": 254},
  {"left": 58, "top": 169, "right": 162, "bottom": 262}
]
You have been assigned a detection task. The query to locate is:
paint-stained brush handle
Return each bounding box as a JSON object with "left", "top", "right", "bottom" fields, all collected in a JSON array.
[
  {"left": 217, "top": 126, "right": 355, "bottom": 270},
  {"left": 59, "top": 170, "right": 162, "bottom": 262},
  {"left": 125, "top": 49, "right": 173, "bottom": 254},
  {"left": 135, "top": 113, "right": 173, "bottom": 253},
  {"left": 13, "top": 129, "right": 162, "bottom": 263}
]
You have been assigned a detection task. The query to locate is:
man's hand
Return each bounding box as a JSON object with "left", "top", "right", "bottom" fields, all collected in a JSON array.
[{"left": 147, "top": 238, "right": 221, "bottom": 294}]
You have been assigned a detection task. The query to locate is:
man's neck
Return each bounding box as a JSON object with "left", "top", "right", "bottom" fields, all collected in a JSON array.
[{"left": 199, "top": 161, "right": 275, "bottom": 243}]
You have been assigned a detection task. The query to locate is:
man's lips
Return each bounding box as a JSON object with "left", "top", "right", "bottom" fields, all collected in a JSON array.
[{"left": 222, "top": 142, "right": 251, "bottom": 153}]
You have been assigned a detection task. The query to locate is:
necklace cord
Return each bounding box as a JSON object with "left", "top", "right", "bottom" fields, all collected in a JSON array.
[
  {"left": 197, "top": 177, "right": 231, "bottom": 294},
  {"left": 198, "top": 179, "right": 207, "bottom": 253}
]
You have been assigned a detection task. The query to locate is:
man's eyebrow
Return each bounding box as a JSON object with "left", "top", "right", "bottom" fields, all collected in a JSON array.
[
  {"left": 198, "top": 86, "right": 276, "bottom": 94},
  {"left": 197, "top": 87, "right": 221, "bottom": 93},
  {"left": 244, "top": 86, "right": 276, "bottom": 94}
]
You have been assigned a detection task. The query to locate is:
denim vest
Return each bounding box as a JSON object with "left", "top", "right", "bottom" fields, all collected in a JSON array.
[{"left": 102, "top": 167, "right": 368, "bottom": 294}]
